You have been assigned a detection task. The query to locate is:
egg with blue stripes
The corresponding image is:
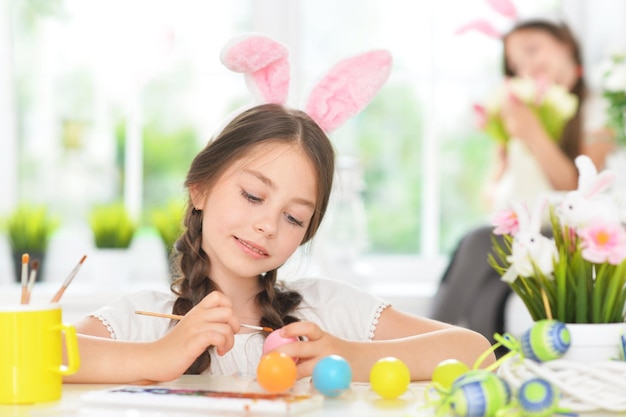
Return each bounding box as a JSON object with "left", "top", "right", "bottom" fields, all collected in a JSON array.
[
  {"left": 521, "top": 320, "right": 570, "bottom": 362},
  {"left": 517, "top": 377, "right": 559, "bottom": 417},
  {"left": 448, "top": 370, "right": 512, "bottom": 417}
]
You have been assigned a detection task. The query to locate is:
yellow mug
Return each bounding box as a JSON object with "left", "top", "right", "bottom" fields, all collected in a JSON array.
[{"left": 0, "top": 304, "right": 80, "bottom": 404}]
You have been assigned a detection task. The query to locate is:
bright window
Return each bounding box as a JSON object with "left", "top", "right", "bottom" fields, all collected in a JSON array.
[{"left": 3, "top": 0, "right": 614, "bottom": 288}]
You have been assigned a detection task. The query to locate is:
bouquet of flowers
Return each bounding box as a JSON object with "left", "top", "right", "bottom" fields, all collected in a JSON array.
[
  {"left": 597, "top": 52, "right": 626, "bottom": 146},
  {"left": 474, "top": 76, "right": 579, "bottom": 144},
  {"left": 488, "top": 155, "right": 626, "bottom": 323}
]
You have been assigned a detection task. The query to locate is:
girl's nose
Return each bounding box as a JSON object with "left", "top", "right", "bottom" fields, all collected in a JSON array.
[{"left": 254, "top": 213, "right": 278, "bottom": 238}]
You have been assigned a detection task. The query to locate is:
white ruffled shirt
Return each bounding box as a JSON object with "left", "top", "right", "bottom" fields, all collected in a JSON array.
[{"left": 89, "top": 278, "right": 389, "bottom": 377}]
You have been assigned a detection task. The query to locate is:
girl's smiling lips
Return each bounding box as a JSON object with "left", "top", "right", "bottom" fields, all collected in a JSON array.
[{"left": 235, "top": 237, "right": 269, "bottom": 258}]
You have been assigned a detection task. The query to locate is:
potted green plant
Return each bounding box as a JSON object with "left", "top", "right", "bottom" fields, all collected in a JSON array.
[
  {"left": 150, "top": 199, "right": 185, "bottom": 256},
  {"left": 89, "top": 203, "right": 136, "bottom": 249},
  {"left": 88, "top": 203, "right": 137, "bottom": 286},
  {"left": 4, "top": 204, "right": 60, "bottom": 282}
]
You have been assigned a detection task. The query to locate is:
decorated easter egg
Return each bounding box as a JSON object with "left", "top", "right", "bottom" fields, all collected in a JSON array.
[
  {"left": 312, "top": 355, "right": 352, "bottom": 397},
  {"left": 521, "top": 320, "right": 570, "bottom": 362},
  {"left": 262, "top": 330, "right": 299, "bottom": 355},
  {"left": 517, "top": 378, "right": 559, "bottom": 417},
  {"left": 256, "top": 351, "right": 297, "bottom": 393},
  {"left": 448, "top": 370, "right": 511, "bottom": 417},
  {"left": 432, "top": 359, "right": 470, "bottom": 390},
  {"left": 369, "top": 357, "right": 411, "bottom": 399}
]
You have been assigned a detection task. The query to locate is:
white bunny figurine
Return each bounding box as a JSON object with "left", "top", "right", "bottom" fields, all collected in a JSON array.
[
  {"left": 502, "top": 199, "right": 559, "bottom": 282},
  {"left": 558, "top": 155, "right": 619, "bottom": 229}
]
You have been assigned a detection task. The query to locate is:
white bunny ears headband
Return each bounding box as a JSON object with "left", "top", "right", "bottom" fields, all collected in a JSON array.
[
  {"left": 219, "top": 33, "right": 392, "bottom": 133},
  {"left": 456, "top": 0, "right": 564, "bottom": 39}
]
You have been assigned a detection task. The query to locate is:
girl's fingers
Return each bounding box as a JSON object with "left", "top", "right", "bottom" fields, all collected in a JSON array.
[{"left": 280, "top": 321, "right": 324, "bottom": 340}]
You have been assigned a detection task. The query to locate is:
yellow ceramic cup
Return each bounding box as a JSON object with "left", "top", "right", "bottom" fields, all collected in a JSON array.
[{"left": 0, "top": 304, "right": 80, "bottom": 404}]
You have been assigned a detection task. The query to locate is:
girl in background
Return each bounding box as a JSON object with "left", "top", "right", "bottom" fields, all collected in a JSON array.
[{"left": 430, "top": 18, "right": 615, "bottom": 352}]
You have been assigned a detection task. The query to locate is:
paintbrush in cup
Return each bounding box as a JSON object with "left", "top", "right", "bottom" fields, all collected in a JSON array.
[
  {"left": 50, "top": 255, "right": 87, "bottom": 303},
  {"left": 20, "top": 253, "right": 29, "bottom": 305},
  {"left": 24, "top": 260, "right": 40, "bottom": 304},
  {"left": 134, "top": 310, "right": 274, "bottom": 332}
]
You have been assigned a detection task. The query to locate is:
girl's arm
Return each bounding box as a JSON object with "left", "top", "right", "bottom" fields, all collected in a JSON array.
[
  {"left": 501, "top": 97, "right": 578, "bottom": 190},
  {"left": 277, "top": 307, "right": 494, "bottom": 382},
  {"left": 64, "top": 292, "right": 240, "bottom": 383}
]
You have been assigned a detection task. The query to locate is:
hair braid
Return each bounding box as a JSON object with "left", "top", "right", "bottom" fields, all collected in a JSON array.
[
  {"left": 256, "top": 270, "right": 303, "bottom": 330},
  {"left": 170, "top": 208, "right": 217, "bottom": 374}
]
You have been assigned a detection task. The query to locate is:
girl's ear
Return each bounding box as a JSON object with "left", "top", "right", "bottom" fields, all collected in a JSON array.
[
  {"left": 189, "top": 184, "right": 206, "bottom": 211},
  {"left": 220, "top": 33, "right": 290, "bottom": 104},
  {"left": 304, "top": 49, "right": 392, "bottom": 133}
]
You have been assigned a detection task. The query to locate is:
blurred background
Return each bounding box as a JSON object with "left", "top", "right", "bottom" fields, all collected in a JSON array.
[{"left": 1, "top": 0, "right": 626, "bottom": 317}]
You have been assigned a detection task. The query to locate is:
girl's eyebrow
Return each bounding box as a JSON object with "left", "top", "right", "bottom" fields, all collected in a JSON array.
[{"left": 243, "top": 168, "right": 316, "bottom": 209}]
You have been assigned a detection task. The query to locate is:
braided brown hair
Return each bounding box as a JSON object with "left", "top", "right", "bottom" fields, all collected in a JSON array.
[
  {"left": 170, "top": 103, "right": 335, "bottom": 374},
  {"left": 503, "top": 20, "right": 585, "bottom": 161}
]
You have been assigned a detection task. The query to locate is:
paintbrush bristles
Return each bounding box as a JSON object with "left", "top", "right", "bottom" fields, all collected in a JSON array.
[
  {"left": 20, "top": 253, "right": 29, "bottom": 305},
  {"left": 50, "top": 254, "right": 88, "bottom": 303},
  {"left": 24, "top": 260, "right": 40, "bottom": 304}
]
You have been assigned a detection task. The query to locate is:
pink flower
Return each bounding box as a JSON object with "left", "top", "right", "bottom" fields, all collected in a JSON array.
[
  {"left": 473, "top": 104, "right": 488, "bottom": 129},
  {"left": 492, "top": 208, "right": 520, "bottom": 235},
  {"left": 578, "top": 220, "right": 626, "bottom": 265}
]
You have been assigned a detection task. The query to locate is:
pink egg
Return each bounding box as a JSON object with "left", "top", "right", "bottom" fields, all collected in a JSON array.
[{"left": 262, "top": 330, "right": 298, "bottom": 355}]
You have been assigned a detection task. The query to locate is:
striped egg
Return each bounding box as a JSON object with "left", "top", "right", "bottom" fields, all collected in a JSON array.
[
  {"left": 521, "top": 320, "right": 570, "bottom": 362},
  {"left": 448, "top": 370, "right": 512, "bottom": 417},
  {"left": 518, "top": 378, "right": 559, "bottom": 417}
]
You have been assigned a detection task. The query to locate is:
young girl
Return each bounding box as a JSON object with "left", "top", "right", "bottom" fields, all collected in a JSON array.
[
  {"left": 66, "top": 103, "right": 494, "bottom": 384},
  {"left": 430, "top": 19, "right": 616, "bottom": 353},
  {"left": 488, "top": 19, "right": 614, "bottom": 211}
]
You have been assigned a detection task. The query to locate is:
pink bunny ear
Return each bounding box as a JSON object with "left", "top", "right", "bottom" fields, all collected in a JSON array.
[
  {"left": 305, "top": 50, "right": 392, "bottom": 133},
  {"left": 583, "top": 171, "right": 616, "bottom": 199},
  {"left": 455, "top": 19, "right": 503, "bottom": 38},
  {"left": 220, "top": 33, "right": 290, "bottom": 104},
  {"left": 485, "top": 0, "right": 518, "bottom": 19}
]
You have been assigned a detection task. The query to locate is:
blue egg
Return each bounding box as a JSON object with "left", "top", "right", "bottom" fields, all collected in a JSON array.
[
  {"left": 518, "top": 378, "right": 558, "bottom": 417},
  {"left": 312, "top": 355, "right": 352, "bottom": 397}
]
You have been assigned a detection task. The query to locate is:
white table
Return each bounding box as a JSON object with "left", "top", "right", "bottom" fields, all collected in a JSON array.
[{"left": 0, "top": 375, "right": 622, "bottom": 417}]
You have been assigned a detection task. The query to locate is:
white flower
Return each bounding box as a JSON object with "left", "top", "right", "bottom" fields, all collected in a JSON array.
[
  {"left": 543, "top": 84, "right": 578, "bottom": 118},
  {"left": 604, "top": 64, "right": 626, "bottom": 92}
]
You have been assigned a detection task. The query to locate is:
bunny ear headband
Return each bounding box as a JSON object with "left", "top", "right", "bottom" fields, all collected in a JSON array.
[
  {"left": 220, "top": 33, "right": 392, "bottom": 133},
  {"left": 455, "top": 0, "right": 563, "bottom": 39}
]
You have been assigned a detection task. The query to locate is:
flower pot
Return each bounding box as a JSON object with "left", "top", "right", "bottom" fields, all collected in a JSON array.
[
  {"left": 86, "top": 248, "right": 130, "bottom": 288},
  {"left": 11, "top": 251, "right": 45, "bottom": 283},
  {"left": 562, "top": 322, "right": 626, "bottom": 362}
]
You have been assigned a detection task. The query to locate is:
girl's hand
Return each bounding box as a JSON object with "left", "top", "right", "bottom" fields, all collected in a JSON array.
[
  {"left": 274, "top": 321, "right": 352, "bottom": 379},
  {"left": 500, "top": 93, "right": 545, "bottom": 142},
  {"left": 149, "top": 291, "right": 240, "bottom": 380}
]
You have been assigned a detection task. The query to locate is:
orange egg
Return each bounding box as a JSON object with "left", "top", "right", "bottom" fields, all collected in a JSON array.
[{"left": 256, "top": 351, "right": 297, "bottom": 393}]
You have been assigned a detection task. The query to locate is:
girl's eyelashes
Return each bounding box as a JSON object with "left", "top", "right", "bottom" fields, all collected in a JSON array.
[
  {"left": 286, "top": 214, "right": 304, "bottom": 227},
  {"left": 241, "top": 188, "right": 306, "bottom": 227},
  {"left": 241, "top": 189, "right": 262, "bottom": 203}
]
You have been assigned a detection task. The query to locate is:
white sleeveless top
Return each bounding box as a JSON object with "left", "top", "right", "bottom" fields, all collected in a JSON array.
[{"left": 89, "top": 278, "right": 389, "bottom": 377}]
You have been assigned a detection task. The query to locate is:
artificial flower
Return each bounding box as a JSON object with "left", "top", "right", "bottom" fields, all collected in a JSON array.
[
  {"left": 475, "top": 76, "right": 578, "bottom": 144},
  {"left": 578, "top": 220, "right": 626, "bottom": 265},
  {"left": 491, "top": 207, "right": 520, "bottom": 236},
  {"left": 597, "top": 52, "right": 626, "bottom": 146},
  {"left": 489, "top": 157, "right": 626, "bottom": 323}
]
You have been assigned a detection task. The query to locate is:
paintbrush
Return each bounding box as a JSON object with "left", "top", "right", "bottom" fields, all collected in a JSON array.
[
  {"left": 20, "top": 253, "right": 29, "bottom": 305},
  {"left": 134, "top": 310, "right": 274, "bottom": 332},
  {"left": 50, "top": 254, "right": 88, "bottom": 303},
  {"left": 24, "top": 259, "right": 40, "bottom": 304}
]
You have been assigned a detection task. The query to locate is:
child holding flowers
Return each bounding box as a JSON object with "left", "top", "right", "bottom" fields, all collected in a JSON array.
[{"left": 431, "top": 18, "right": 616, "bottom": 351}]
